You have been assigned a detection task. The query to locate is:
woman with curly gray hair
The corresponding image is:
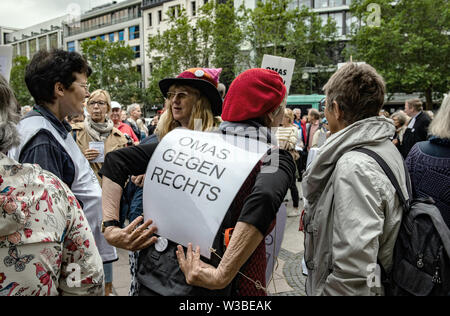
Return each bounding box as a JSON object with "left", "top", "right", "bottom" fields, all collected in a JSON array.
[
  {"left": 0, "top": 73, "right": 104, "bottom": 296},
  {"left": 0, "top": 74, "right": 20, "bottom": 153}
]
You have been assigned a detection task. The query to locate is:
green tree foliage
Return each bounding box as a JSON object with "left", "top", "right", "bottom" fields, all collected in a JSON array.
[
  {"left": 146, "top": 0, "right": 339, "bottom": 102},
  {"left": 9, "top": 56, "right": 33, "bottom": 107},
  {"left": 81, "top": 38, "right": 143, "bottom": 106},
  {"left": 349, "top": 0, "right": 450, "bottom": 109}
]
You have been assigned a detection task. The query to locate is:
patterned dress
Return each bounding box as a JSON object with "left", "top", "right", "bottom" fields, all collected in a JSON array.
[{"left": 0, "top": 153, "right": 104, "bottom": 296}]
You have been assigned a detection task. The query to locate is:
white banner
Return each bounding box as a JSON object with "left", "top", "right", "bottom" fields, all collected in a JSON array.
[
  {"left": 143, "top": 128, "right": 270, "bottom": 258},
  {"left": 261, "top": 54, "right": 296, "bottom": 94},
  {"left": 0, "top": 46, "right": 13, "bottom": 83}
]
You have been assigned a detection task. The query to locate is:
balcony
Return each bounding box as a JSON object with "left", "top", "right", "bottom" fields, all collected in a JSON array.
[
  {"left": 142, "top": 0, "right": 172, "bottom": 10},
  {"left": 67, "top": 13, "right": 141, "bottom": 37}
]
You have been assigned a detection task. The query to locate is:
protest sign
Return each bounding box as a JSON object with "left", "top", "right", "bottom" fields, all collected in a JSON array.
[
  {"left": 261, "top": 54, "right": 296, "bottom": 93},
  {"left": 143, "top": 128, "right": 270, "bottom": 258},
  {"left": 0, "top": 46, "right": 13, "bottom": 83}
]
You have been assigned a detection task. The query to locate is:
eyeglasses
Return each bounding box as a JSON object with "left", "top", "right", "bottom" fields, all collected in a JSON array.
[
  {"left": 73, "top": 82, "right": 90, "bottom": 91},
  {"left": 166, "top": 91, "right": 189, "bottom": 101},
  {"left": 88, "top": 100, "right": 108, "bottom": 107}
]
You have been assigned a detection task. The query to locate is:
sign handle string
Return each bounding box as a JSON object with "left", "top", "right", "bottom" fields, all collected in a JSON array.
[{"left": 209, "top": 247, "right": 267, "bottom": 294}]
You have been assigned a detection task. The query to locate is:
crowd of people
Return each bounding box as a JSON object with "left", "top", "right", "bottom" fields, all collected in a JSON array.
[{"left": 0, "top": 48, "right": 448, "bottom": 296}]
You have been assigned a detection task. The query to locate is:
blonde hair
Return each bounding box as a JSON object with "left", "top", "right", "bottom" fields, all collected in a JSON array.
[
  {"left": 284, "top": 108, "right": 294, "bottom": 124},
  {"left": 88, "top": 89, "right": 112, "bottom": 112},
  {"left": 428, "top": 94, "right": 450, "bottom": 139},
  {"left": 156, "top": 85, "right": 219, "bottom": 140}
]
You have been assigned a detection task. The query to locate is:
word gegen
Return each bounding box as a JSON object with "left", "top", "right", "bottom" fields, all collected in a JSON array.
[{"left": 150, "top": 149, "right": 226, "bottom": 202}]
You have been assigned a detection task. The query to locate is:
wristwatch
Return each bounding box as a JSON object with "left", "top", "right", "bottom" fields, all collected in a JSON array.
[{"left": 101, "top": 220, "right": 121, "bottom": 233}]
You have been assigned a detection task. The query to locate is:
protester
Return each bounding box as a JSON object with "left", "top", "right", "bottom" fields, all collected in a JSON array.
[
  {"left": 391, "top": 111, "right": 408, "bottom": 149},
  {"left": 311, "top": 117, "right": 329, "bottom": 148},
  {"left": 0, "top": 73, "right": 104, "bottom": 296},
  {"left": 125, "top": 104, "right": 144, "bottom": 141},
  {"left": 175, "top": 68, "right": 295, "bottom": 295},
  {"left": 71, "top": 89, "right": 127, "bottom": 296},
  {"left": 67, "top": 113, "right": 85, "bottom": 125},
  {"left": 218, "top": 82, "right": 226, "bottom": 100},
  {"left": 405, "top": 93, "right": 450, "bottom": 228},
  {"left": 400, "top": 98, "right": 431, "bottom": 158},
  {"left": 276, "top": 108, "right": 301, "bottom": 217},
  {"left": 7, "top": 49, "right": 117, "bottom": 268},
  {"left": 120, "top": 109, "right": 128, "bottom": 122},
  {"left": 305, "top": 108, "right": 320, "bottom": 152},
  {"left": 72, "top": 89, "right": 128, "bottom": 185},
  {"left": 100, "top": 67, "right": 224, "bottom": 296},
  {"left": 20, "top": 105, "right": 32, "bottom": 116},
  {"left": 110, "top": 101, "right": 139, "bottom": 146},
  {"left": 147, "top": 114, "right": 160, "bottom": 136},
  {"left": 302, "top": 62, "right": 408, "bottom": 296}
]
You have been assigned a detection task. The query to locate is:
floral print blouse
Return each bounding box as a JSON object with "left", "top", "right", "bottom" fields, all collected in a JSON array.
[{"left": 0, "top": 153, "right": 104, "bottom": 296}]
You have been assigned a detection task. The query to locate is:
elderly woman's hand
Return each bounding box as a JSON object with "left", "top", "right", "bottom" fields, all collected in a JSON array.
[
  {"left": 131, "top": 174, "right": 145, "bottom": 187},
  {"left": 103, "top": 215, "right": 158, "bottom": 251},
  {"left": 176, "top": 243, "right": 225, "bottom": 290}
]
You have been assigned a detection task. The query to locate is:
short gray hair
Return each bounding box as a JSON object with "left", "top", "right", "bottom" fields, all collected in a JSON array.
[
  {"left": 0, "top": 74, "right": 20, "bottom": 153},
  {"left": 127, "top": 103, "right": 140, "bottom": 115}
]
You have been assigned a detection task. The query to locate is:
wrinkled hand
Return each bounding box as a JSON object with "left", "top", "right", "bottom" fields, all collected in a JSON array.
[
  {"left": 84, "top": 148, "right": 100, "bottom": 161},
  {"left": 176, "top": 243, "right": 223, "bottom": 290},
  {"left": 103, "top": 216, "right": 158, "bottom": 251},
  {"left": 131, "top": 174, "right": 145, "bottom": 187}
]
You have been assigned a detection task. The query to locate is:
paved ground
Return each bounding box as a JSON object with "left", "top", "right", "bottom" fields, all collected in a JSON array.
[{"left": 112, "top": 181, "right": 307, "bottom": 296}]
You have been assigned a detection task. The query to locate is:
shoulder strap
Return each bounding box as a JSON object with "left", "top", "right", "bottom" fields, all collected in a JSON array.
[{"left": 352, "top": 148, "right": 411, "bottom": 210}]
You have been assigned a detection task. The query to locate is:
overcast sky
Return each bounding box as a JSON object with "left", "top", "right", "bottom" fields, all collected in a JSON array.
[{"left": 0, "top": 0, "right": 127, "bottom": 29}]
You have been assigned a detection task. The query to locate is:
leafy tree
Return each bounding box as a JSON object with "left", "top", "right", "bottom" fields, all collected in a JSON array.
[
  {"left": 349, "top": 0, "right": 450, "bottom": 109},
  {"left": 81, "top": 38, "right": 143, "bottom": 106},
  {"left": 9, "top": 56, "right": 33, "bottom": 107}
]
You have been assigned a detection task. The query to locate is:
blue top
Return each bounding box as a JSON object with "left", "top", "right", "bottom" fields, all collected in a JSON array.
[
  {"left": 405, "top": 138, "right": 450, "bottom": 228},
  {"left": 18, "top": 105, "right": 76, "bottom": 188}
]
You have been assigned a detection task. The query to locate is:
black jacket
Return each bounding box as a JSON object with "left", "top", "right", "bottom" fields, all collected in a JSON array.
[{"left": 400, "top": 111, "right": 431, "bottom": 159}]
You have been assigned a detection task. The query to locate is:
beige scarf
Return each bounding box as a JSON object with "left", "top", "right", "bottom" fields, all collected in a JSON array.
[{"left": 85, "top": 116, "right": 114, "bottom": 142}]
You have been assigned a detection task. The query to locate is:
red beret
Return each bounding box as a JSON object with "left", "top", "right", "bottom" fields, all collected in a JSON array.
[{"left": 221, "top": 68, "right": 287, "bottom": 122}]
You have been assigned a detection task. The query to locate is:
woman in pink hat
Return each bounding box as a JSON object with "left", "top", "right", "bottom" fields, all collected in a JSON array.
[{"left": 100, "top": 67, "right": 224, "bottom": 295}]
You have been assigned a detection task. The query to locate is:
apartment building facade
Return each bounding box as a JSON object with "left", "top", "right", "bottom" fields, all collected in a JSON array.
[
  {"left": 5, "top": 16, "right": 68, "bottom": 60},
  {"left": 63, "top": 0, "right": 144, "bottom": 81}
]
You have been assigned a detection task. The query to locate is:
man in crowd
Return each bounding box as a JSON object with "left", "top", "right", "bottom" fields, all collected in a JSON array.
[
  {"left": 8, "top": 49, "right": 117, "bottom": 265},
  {"left": 125, "top": 103, "right": 143, "bottom": 141},
  {"left": 400, "top": 98, "right": 431, "bottom": 158}
]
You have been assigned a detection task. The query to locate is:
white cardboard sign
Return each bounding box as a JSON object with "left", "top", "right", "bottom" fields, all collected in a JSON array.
[
  {"left": 0, "top": 46, "right": 13, "bottom": 83},
  {"left": 261, "top": 54, "right": 296, "bottom": 94},
  {"left": 143, "top": 128, "right": 270, "bottom": 258}
]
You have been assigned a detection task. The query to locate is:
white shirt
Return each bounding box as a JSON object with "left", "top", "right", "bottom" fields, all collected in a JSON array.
[{"left": 407, "top": 111, "right": 422, "bottom": 129}]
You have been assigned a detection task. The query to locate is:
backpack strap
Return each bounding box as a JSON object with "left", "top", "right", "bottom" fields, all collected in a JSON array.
[{"left": 352, "top": 147, "right": 410, "bottom": 210}]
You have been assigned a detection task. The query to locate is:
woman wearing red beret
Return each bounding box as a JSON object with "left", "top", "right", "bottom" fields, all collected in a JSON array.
[{"left": 176, "top": 68, "right": 296, "bottom": 295}]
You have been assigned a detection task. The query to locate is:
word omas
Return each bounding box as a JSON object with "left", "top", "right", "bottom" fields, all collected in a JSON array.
[
  {"left": 150, "top": 137, "right": 230, "bottom": 202},
  {"left": 265, "top": 67, "right": 287, "bottom": 84}
]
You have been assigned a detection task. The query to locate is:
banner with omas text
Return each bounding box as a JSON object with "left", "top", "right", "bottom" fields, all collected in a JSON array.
[{"left": 143, "top": 128, "right": 270, "bottom": 259}]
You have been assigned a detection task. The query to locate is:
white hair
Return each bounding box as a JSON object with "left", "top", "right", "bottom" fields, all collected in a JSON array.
[
  {"left": 0, "top": 74, "right": 20, "bottom": 153},
  {"left": 127, "top": 103, "right": 141, "bottom": 115}
]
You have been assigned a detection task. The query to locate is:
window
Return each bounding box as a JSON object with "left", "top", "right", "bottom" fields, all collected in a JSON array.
[
  {"left": 191, "top": 1, "right": 196, "bottom": 16},
  {"left": 119, "top": 30, "right": 124, "bottom": 41},
  {"left": 67, "top": 41, "right": 75, "bottom": 52},
  {"left": 100, "top": 34, "right": 106, "bottom": 41},
  {"left": 158, "top": 10, "right": 162, "bottom": 24},
  {"left": 49, "top": 33, "right": 58, "bottom": 49},
  {"left": 129, "top": 26, "right": 140, "bottom": 40},
  {"left": 29, "top": 39, "right": 37, "bottom": 56},
  {"left": 148, "top": 13, "right": 152, "bottom": 27},
  {"left": 330, "top": 12, "right": 343, "bottom": 35},
  {"left": 109, "top": 33, "right": 115, "bottom": 42},
  {"left": 132, "top": 45, "right": 140, "bottom": 59},
  {"left": 38, "top": 36, "right": 47, "bottom": 50}
]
